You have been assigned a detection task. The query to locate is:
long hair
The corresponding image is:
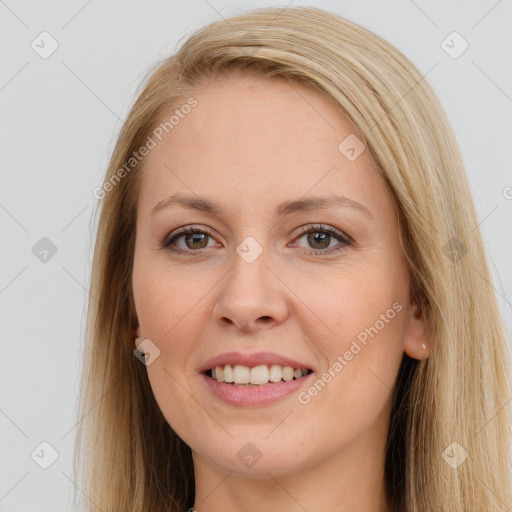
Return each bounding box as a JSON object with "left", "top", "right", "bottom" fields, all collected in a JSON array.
[{"left": 74, "top": 6, "right": 512, "bottom": 511}]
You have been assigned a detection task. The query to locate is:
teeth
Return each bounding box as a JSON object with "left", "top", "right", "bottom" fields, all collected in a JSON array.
[
  {"left": 250, "top": 365, "right": 269, "bottom": 385},
  {"left": 233, "top": 364, "right": 250, "bottom": 384},
  {"left": 282, "top": 366, "right": 294, "bottom": 382},
  {"left": 269, "top": 364, "right": 282, "bottom": 382},
  {"left": 223, "top": 364, "right": 234, "bottom": 383},
  {"left": 209, "top": 364, "right": 311, "bottom": 385}
]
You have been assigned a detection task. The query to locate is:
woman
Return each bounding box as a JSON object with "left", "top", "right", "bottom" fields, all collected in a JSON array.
[{"left": 75, "top": 6, "right": 512, "bottom": 512}]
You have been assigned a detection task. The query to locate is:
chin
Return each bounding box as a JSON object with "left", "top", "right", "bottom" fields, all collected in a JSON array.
[{"left": 194, "top": 435, "right": 312, "bottom": 477}]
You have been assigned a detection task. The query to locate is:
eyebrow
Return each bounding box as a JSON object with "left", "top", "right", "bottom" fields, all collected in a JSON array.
[{"left": 151, "top": 193, "right": 373, "bottom": 219}]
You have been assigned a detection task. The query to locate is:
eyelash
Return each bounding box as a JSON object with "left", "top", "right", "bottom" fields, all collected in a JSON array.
[{"left": 160, "top": 224, "right": 351, "bottom": 257}]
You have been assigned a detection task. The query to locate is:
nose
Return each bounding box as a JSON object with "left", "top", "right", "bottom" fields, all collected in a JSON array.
[{"left": 212, "top": 245, "right": 289, "bottom": 333}]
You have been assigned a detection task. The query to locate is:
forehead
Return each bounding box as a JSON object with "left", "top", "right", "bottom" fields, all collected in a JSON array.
[{"left": 137, "top": 73, "right": 383, "bottom": 216}]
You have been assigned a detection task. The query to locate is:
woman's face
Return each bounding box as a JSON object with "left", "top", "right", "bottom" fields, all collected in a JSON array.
[{"left": 132, "top": 73, "right": 427, "bottom": 478}]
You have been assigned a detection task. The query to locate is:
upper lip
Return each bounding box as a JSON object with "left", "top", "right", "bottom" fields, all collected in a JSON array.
[{"left": 198, "top": 351, "right": 314, "bottom": 373}]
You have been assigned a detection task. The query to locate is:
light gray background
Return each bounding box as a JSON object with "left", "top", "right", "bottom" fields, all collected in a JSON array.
[{"left": 1, "top": 0, "right": 511, "bottom": 510}]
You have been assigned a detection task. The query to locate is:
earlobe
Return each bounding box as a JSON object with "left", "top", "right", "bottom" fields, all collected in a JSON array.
[{"left": 403, "top": 290, "right": 430, "bottom": 361}]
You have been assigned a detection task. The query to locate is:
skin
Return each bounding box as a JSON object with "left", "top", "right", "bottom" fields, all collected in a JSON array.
[{"left": 132, "top": 71, "right": 430, "bottom": 512}]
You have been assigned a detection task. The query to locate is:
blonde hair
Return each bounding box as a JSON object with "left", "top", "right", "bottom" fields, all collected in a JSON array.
[{"left": 74, "top": 6, "right": 512, "bottom": 511}]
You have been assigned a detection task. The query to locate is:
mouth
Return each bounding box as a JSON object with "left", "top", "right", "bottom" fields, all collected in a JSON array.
[{"left": 204, "top": 364, "right": 314, "bottom": 387}]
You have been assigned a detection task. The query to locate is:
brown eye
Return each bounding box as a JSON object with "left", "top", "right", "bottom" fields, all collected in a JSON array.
[
  {"left": 292, "top": 224, "right": 351, "bottom": 255},
  {"left": 161, "top": 225, "right": 217, "bottom": 254},
  {"left": 307, "top": 231, "right": 331, "bottom": 250},
  {"left": 183, "top": 232, "right": 209, "bottom": 250}
]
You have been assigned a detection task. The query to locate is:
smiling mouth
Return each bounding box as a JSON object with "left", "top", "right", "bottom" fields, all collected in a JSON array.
[{"left": 205, "top": 364, "right": 313, "bottom": 386}]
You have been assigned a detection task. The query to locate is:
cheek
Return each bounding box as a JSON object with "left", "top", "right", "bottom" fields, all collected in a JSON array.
[
  {"left": 132, "top": 262, "right": 206, "bottom": 432},
  {"left": 297, "top": 260, "right": 407, "bottom": 404},
  {"left": 300, "top": 254, "right": 406, "bottom": 341},
  {"left": 132, "top": 257, "right": 210, "bottom": 339},
  {"left": 132, "top": 257, "right": 214, "bottom": 373}
]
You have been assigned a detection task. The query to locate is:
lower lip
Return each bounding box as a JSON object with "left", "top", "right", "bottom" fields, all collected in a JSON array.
[{"left": 201, "top": 372, "right": 314, "bottom": 407}]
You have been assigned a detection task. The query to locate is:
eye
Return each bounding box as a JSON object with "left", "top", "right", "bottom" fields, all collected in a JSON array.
[
  {"left": 161, "top": 223, "right": 351, "bottom": 256},
  {"left": 290, "top": 224, "right": 351, "bottom": 255},
  {"left": 161, "top": 225, "right": 219, "bottom": 254}
]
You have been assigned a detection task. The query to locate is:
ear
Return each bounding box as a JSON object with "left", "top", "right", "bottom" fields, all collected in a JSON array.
[
  {"left": 403, "top": 288, "right": 430, "bottom": 360},
  {"left": 135, "top": 325, "right": 142, "bottom": 346},
  {"left": 131, "top": 304, "right": 142, "bottom": 345}
]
